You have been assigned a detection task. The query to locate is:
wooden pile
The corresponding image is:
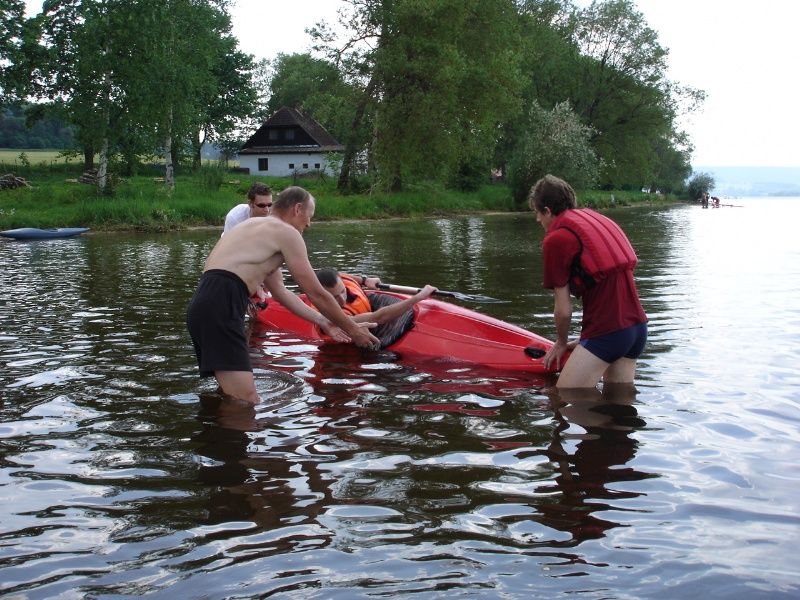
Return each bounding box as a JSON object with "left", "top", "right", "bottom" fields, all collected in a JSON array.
[
  {"left": 0, "top": 173, "right": 31, "bottom": 190},
  {"left": 78, "top": 169, "right": 98, "bottom": 184}
]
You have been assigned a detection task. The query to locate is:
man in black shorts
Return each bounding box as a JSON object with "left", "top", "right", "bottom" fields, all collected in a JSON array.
[{"left": 187, "top": 186, "right": 379, "bottom": 404}]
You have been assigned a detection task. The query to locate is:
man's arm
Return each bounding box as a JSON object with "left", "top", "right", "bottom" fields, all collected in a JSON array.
[
  {"left": 264, "top": 271, "right": 350, "bottom": 342},
  {"left": 350, "top": 285, "right": 437, "bottom": 324},
  {"left": 279, "top": 232, "right": 379, "bottom": 348},
  {"left": 543, "top": 285, "right": 573, "bottom": 371}
]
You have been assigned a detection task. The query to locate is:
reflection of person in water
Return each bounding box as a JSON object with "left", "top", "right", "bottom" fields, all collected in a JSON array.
[
  {"left": 537, "top": 384, "right": 650, "bottom": 541},
  {"left": 194, "top": 392, "right": 336, "bottom": 530}
]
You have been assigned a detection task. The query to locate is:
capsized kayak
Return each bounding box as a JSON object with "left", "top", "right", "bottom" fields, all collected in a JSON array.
[
  {"left": 254, "top": 291, "right": 558, "bottom": 373},
  {"left": 0, "top": 227, "right": 89, "bottom": 240}
]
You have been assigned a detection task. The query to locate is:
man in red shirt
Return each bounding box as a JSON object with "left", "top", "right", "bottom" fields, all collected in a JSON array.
[{"left": 529, "top": 175, "right": 647, "bottom": 388}]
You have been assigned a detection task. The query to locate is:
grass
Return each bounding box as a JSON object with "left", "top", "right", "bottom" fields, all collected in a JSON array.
[{"left": 0, "top": 149, "right": 678, "bottom": 231}]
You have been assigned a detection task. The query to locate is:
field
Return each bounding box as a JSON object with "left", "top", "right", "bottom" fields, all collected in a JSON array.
[{"left": 0, "top": 149, "right": 82, "bottom": 167}]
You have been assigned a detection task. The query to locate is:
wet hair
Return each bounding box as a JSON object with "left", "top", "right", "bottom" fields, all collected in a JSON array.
[
  {"left": 272, "top": 186, "right": 312, "bottom": 211},
  {"left": 246, "top": 181, "right": 272, "bottom": 201},
  {"left": 528, "top": 174, "right": 577, "bottom": 216},
  {"left": 316, "top": 267, "right": 340, "bottom": 289}
]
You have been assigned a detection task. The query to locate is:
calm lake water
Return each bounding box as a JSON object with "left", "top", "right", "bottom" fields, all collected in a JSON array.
[{"left": 1, "top": 198, "right": 799, "bottom": 598}]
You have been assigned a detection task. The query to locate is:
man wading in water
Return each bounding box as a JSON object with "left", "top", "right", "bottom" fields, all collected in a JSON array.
[{"left": 186, "top": 186, "right": 379, "bottom": 404}]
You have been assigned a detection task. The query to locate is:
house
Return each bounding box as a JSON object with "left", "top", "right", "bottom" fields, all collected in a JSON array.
[{"left": 237, "top": 106, "right": 344, "bottom": 177}]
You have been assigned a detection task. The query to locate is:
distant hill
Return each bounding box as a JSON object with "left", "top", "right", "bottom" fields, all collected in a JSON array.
[{"left": 694, "top": 166, "right": 800, "bottom": 197}]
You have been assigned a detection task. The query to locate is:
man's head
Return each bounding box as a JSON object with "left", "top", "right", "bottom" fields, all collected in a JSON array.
[
  {"left": 272, "top": 186, "right": 315, "bottom": 232},
  {"left": 528, "top": 174, "right": 577, "bottom": 216},
  {"left": 247, "top": 182, "right": 273, "bottom": 217},
  {"left": 316, "top": 267, "right": 347, "bottom": 306}
]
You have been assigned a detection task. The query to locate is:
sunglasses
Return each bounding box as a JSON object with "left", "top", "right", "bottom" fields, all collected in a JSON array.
[{"left": 254, "top": 202, "right": 272, "bottom": 209}]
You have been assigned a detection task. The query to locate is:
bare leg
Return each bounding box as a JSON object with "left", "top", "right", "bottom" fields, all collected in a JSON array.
[
  {"left": 556, "top": 344, "right": 609, "bottom": 389},
  {"left": 214, "top": 370, "right": 260, "bottom": 404},
  {"left": 603, "top": 357, "right": 637, "bottom": 384}
]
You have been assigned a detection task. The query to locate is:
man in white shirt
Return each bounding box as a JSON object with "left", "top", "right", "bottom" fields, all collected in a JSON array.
[{"left": 222, "top": 182, "right": 273, "bottom": 234}]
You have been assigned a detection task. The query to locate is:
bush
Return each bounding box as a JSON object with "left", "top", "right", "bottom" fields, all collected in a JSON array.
[{"left": 507, "top": 101, "right": 600, "bottom": 205}]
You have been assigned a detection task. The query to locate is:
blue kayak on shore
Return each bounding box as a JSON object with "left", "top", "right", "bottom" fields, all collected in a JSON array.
[{"left": 0, "top": 227, "right": 90, "bottom": 240}]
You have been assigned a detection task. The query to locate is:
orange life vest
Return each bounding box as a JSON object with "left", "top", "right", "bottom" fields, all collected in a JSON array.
[
  {"left": 339, "top": 274, "right": 371, "bottom": 315},
  {"left": 547, "top": 209, "right": 637, "bottom": 297}
]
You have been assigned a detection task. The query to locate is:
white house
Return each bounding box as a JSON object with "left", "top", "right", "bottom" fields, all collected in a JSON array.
[{"left": 237, "top": 106, "right": 344, "bottom": 177}]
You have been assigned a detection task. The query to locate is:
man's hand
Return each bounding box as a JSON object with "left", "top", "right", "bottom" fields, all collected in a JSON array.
[
  {"left": 415, "top": 285, "right": 437, "bottom": 300},
  {"left": 319, "top": 320, "right": 351, "bottom": 343},
  {"left": 363, "top": 276, "right": 381, "bottom": 290},
  {"left": 544, "top": 339, "right": 570, "bottom": 371},
  {"left": 350, "top": 322, "right": 380, "bottom": 349}
]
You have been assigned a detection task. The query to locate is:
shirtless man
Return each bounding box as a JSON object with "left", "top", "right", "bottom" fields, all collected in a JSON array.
[{"left": 186, "top": 186, "right": 379, "bottom": 404}]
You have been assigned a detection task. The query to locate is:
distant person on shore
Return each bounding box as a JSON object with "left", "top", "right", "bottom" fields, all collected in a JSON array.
[
  {"left": 222, "top": 182, "right": 273, "bottom": 235},
  {"left": 187, "top": 186, "right": 380, "bottom": 404},
  {"left": 529, "top": 174, "right": 648, "bottom": 388},
  {"left": 316, "top": 268, "right": 436, "bottom": 347}
]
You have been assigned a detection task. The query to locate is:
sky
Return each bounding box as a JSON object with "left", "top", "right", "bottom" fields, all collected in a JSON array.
[{"left": 24, "top": 0, "right": 800, "bottom": 168}]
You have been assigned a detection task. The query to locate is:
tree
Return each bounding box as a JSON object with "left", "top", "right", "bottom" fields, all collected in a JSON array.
[
  {"left": 507, "top": 100, "right": 600, "bottom": 203},
  {"left": 0, "top": 0, "right": 26, "bottom": 106},
  {"left": 312, "top": 0, "right": 522, "bottom": 192},
  {"left": 687, "top": 171, "right": 715, "bottom": 201},
  {"left": 266, "top": 52, "right": 359, "bottom": 147}
]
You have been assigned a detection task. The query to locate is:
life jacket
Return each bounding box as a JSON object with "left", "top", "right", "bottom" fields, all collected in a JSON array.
[
  {"left": 547, "top": 208, "right": 637, "bottom": 297},
  {"left": 339, "top": 274, "right": 371, "bottom": 316}
]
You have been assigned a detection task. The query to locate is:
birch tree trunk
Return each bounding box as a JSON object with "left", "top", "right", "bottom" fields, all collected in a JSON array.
[
  {"left": 97, "top": 137, "right": 109, "bottom": 192},
  {"left": 164, "top": 107, "right": 175, "bottom": 190}
]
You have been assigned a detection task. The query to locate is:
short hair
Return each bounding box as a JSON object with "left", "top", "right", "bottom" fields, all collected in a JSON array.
[
  {"left": 246, "top": 182, "right": 272, "bottom": 201},
  {"left": 272, "top": 186, "right": 312, "bottom": 211},
  {"left": 316, "top": 267, "right": 340, "bottom": 289},
  {"left": 528, "top": 174, "right": 577, "bottom": 216}
]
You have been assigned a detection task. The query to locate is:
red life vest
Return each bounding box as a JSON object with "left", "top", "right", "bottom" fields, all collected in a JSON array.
[
  {"left": 547, "top": 209, "right": 637, "bottom": 297},
  {"left": 339, "top": 274, "right": 371, "bottom": 316}
]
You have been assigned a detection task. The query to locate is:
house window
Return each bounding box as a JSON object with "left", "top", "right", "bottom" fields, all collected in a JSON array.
[
  {"left": 285, "top": 129, "right": 295, "bottom": 141},
  {"left": 288, "top": 163, "right": 295, "bottom": 169},
  {"left": 258, "top": 158, "right": 268, "bottom": 171},
  {"left": 314, "top": 163, "right": 320, "bottom": 169},
  {"left": 268, "top": 130, "right": 278, "bottom": 141},
  {"left": 302, "top": 163, "right": 308, "bottom": 169}
]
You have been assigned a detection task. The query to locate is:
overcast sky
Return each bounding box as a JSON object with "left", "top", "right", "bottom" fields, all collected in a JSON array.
[{"left": 24, "top": 0, "right": 800, "bottom": 168}]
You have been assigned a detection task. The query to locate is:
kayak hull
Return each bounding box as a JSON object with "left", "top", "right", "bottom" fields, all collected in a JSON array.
[
  {"left": 0, "top": 227, "right": 89, "bottom": 240},
  {"left": 254, "top": 292, "right": 557, "bottom": 374}
]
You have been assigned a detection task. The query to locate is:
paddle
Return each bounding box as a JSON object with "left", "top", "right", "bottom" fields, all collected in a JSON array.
[{"left": 376, "top": 282, "right": 507, "bottom": 303}]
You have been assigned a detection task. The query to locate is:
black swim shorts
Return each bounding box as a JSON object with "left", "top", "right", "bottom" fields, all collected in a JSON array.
[{"left": 186, "top": 269, "right": 252, "bottom": 377}]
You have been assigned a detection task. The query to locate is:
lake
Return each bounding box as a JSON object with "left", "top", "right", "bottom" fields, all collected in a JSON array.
[{"left": 1, "top": 198, "right": 798, "bottom": 598}]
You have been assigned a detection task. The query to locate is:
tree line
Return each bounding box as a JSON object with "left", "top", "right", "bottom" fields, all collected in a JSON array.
[{"left": 0, "top": 0, "right": 704, "bottom": 199}]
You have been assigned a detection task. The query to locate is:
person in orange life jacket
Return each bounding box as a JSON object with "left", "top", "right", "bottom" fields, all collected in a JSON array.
[
  {"left": 316, "top": 268, "right": 437, "bottom": 347},
  {"left": 529, "top": 175, "right": 647, "bottom": 388}
]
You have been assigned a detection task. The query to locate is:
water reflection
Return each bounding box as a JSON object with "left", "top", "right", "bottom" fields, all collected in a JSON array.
[{"left": 193, "top": 334, "right": 654, "bottom": 563}]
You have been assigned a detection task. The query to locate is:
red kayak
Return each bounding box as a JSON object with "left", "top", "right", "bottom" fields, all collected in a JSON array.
[{"left": 253, "top": 291, "right": 558, "bottom": 374}]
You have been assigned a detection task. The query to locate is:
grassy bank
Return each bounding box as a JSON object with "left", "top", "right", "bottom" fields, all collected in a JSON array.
[{"left": 1, "top": 151, "right": 676, "bottom": 231}]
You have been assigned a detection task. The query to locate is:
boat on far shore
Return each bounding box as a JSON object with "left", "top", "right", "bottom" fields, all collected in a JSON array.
[{"left": 0, "top": 227, "right": 90, "bottom": 240}]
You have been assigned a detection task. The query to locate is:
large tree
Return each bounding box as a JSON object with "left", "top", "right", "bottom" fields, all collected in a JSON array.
[{"left": 312, "top": 0, "right": 522, "bottom": 192}]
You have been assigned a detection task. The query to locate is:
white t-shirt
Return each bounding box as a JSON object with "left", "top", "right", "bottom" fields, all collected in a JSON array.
[{"left": 222, "top": 204, "right": 251, "bottom": 235}]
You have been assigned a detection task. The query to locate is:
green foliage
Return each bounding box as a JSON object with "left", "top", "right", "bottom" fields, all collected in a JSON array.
[
  {"left": 197, "top": 163, "right": 225, "bottom": 191},
  {"left": 507, "top": 101, "right": 600, "bottom": 204},
  {"left": 687, "top": 172, "right": 715, "bottom": 200},
  {"left": 0, "top": 104, "right": 75, "bottom": 148}
]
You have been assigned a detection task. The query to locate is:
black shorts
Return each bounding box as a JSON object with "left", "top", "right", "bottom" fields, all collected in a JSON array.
[{"left": 186, "top": 269, "right": 251, "bottom": 377}]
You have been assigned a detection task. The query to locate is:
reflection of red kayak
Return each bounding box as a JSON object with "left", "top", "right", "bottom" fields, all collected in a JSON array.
[{"left": 254, "top": 291, "right": 557, "bottom": 373}]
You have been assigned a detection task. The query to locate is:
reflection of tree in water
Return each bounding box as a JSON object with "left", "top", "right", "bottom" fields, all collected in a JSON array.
[{"left": 193, "top": 338, "right": 655, "bottom": 554}]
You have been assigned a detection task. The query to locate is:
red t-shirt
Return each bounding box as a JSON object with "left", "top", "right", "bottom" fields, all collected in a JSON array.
[{"left": 542, "top": 228, "right": 647, "bottom": 339}]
